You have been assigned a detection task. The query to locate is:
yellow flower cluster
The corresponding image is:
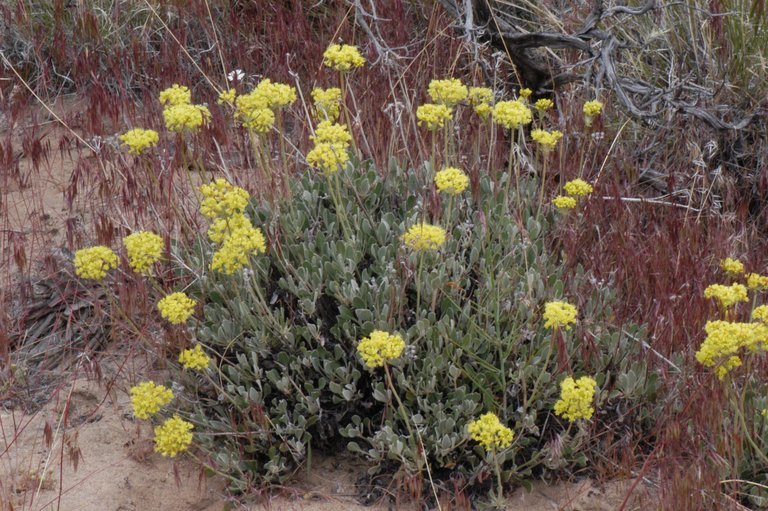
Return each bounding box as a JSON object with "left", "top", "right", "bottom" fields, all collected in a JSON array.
[
  {"left": 467, "top": 412, "right": 514, "bottom": 451},
  {"left": 720, "top": 257, "right": 745, "bottom": 276},
  {"left": 402, "top": 223, "right": 447, "bottom": 251},
  {"left": 207, "top": 214, "right": 253, "bottom": 244},
  {"left": 311, "top": 87, "right": 342, "bottom": 122},
  {"left": 535, "top": 98, "right": 553, "bottom": 111},
  {"left": 492, "top": 100, "right": 532, "bottom": 130},
  {"left": 232, "top": 79, "right": 296, "bottom": 132},
  {"left": 428, "top": 78, "right": 468, "bottom": 107},
  {"left": 210, "top": 225, "right": 267, "bottom": 274},
  {"left": 416, "top": 103, "right": 453, "bottom": 131},
  {"left": 311, "top": 121, "right": 353, "bottom": 145},
  {"left": 323, "top": 43, "right": 366, "bottom": 72},
  {"left": 120, "top": 128, "right": 159, "bottom": 155},
  {"left": 563, "top": 178, "right": 594, "bottom": 197},
  {"left": 123, "top": 231, "right": 163, "bottom": 274},
  {"left": 543, "top": 300, "right": 578, "bottom": 330},
  {"left": 583, "top": 100, "right": 604, "bottom": 127},
  {"left": 695, "top": 320, "right": 768, "bottom": 378},
  {"left": 257, "top": 79, "right": 297, "bottom": 110},
  {"left": 130, "top": 381, "right": 174, "bottom": 420},
  {"left": 468, "top": 86, "right": 493, "bottom": 119},
  {"left": 747, "top": 273, "right": 768, "bottom": 290},
  {"left": 74, "top": 246, "right": 119, "bottom": 280},
  {"left": 159, "top": 84, "right": 191, "bottom": 106},
  {"left": 154, "top": 415, "right": 194, "bottom": 457},
  {"left": 179, "top": 344, "right": 211, "bottom": 371},
  {"left": 704, "top": 283, "right": 749, "bottom": 308},
  {"left": 163, "top": 104, "right": 211, "bottom": 133},
  {"left": 553, "top": 195, "right": 577, "bottom": 209},
  {"left": 157, "top": 292, "right": 196, "bottom": 325},
  {"left": 554, "top": 376, "right": 597, "bottom": 421},
  {"left": 306, "top": 142, "right": 351, "bottom": 176},
  {"left": 199, "top": 179, "right": 250, "bottom": 219},
  {"left": 434, "top": 167, "right": 469, "bottom": 195},
  {"left": 753, "top": 305, "right": 768, "bottom": 324},
  {"left": 518, "top": 88, "right": 533, "bottom": 100},
  {"left": 357, "top": 330, "right": 406, "bottom": 368},
  {"left": 531, "top": 129, "right": 563, "bottom": 151},
  {"left": 218, "top": 88, "right": 237, "bottom": 105}
]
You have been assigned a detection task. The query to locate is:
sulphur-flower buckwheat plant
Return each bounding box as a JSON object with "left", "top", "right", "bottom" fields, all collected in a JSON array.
[
  {"left": 543, "top": 300, "right": 578, "bottom": 330},
  {"left": 234, "top": 89, "right": 275, "bottom": 133},
  {"left": 428, "top": 78, "right": 468, "bottom": 107},
  {"left": 434, "top": 167, "right": 469, "bottom": 195},
  {"left": 531, "top": 129, "right": 563, "bottom": 151},
  {"left": 311, "top": 87, "right": 342, "bottom": 122},
  {"left": 306, "top": 142, "right": 350, "bottom": 176},
  {"left": 553, "top": 195, "right": 577, "bottom": 209},
  {"left": 74, "top": 246, "right": 119, "bottom": 280},
  {"left": 254, "top": 79, "right": 297, "bottom": 110},
  {"left": 163, "top": 104, "right": 211, "bottom": 133},
  {"left": 130, "top": 381, "right": 174, "bottom": 420},
  {"left": 159, "top": 84, "right": 191, "bottom": 106},
  {"left": 534, "top": 98, "right": 554, "bottom": 111},
  {"left": 467, "top": 412, "right": 514, "bottom": 451},
  {"left": 210, "top": 226, "right": 267, "bottom": 274},
  {"left": 518, "top": 88, "right": 533, "bottom": 100},
  {"left": 207, "top": 214, "right": 253, "bottom": 244},
  {"left": 753, "top": 305, "right": 768, "bottom": 324},
  {"left": 747, "top": 273, "right": 768, "bottom": 290},
  {"left": 704, "top": 283, "right": 749, "bottom": 309},
  {"left": 199, "top": 179, "right": 250, "bottom": 219},
  {"left": 416, "top": 103, "right": 453, "bottom": 131},
  {"left": 357, "top": 330, "right": 406, "bottom": 368},
  {"left": 154, "top": 415, "right": 194, "bottom": 457},
  {"left": 554, "top": 376, "right": 597, "bottom": 421},
  {"left": 721, "top": 257, "right": 745, "bottom": 276},
  {"left": 492, "top": 100, "right": 532, "bottom": 130},
  {"left": 695, "top": 320, "right": 768, "bottom": 378},
  {"left": 563, "top": 178, "right": 594, "bottom": 197},
  {"left": 157, "top": 292, "right": 197, "bottom": 325},
  {"left": 179, "top": 345, "right": 211, "bottom": 371},
  {"left": 323, "top": 43, "right": 366, "bottom": 71},
  {"left": 123, "top": 231, "right": 163, "bottom": 274},
  {"left": 311, "top": 121, "right": 353, "bottom": 145},
  {"left": 583, "top": 99, "right": 604, "bottom": 118},
  {"left": 468, "top": 86, "right": 493, "bottom": 119},
  {"left": 217, "top": 88, "right": 237, "bottom": 105},
  {"left": 402, "top": 223, "right": 447, "bottom": 251},
  {"left": 119, "top": 128, "right": 159, "bottom": 155}
]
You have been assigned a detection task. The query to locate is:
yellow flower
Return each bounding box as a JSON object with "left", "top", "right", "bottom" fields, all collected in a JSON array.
[
  {"left": 428, "top": 78, "right": 468, "bottom": 107},
  {"left": 254, "top": 79, "right": 297, "bottom": 110},
  {"left": 543, "top": 300, "right": 578, "bottom": 330},
  {"left": 467, "top": 412, "right": 514, "bottom": 451},
  {"left": 157, "top": 292, "right": 196, "bottom": 325},
  {"left": 468, "top": 87, "right": 493, "bottom": 120},
  {"left": 311, "top": 87, "right": 342, "bottom": 122},
  {"left": 130, "top": 381, "right": 174, "bottom": 420},
  {"left": 357, "top": 330, "right": 406, "bottom": 368},
  {"left": 119, "top": 128, "right": 159, "bottom": 155},
  {"left": 535, "top": 98, "right": 554, "bottom": 111},
  {"left": 753, "top": 305, "right": 768, "bottom": 324},
  {"left": 554, "top": 376, "right": 597, "bottom": 421},
  {"left": 154, "top": 415, "right": 193, "bottom": 457},
  {"left": 492, "top": 100, "right": 532, "bottom": 130},
  {"left": 311, "top": 121, "right": 353, "bottom": 145},
  {"left": 210, "top": 226, "right": 267, "bottom": 274},
  {"left": 747, "top": 273, "right": 768, "bottom": 291},
  {"left": 207, "top": 214, "right": 253, "bottom": 244},
  {"left": 217, "top": 88, "right": 237, "bottom": 105},
  {"left": 704, "top": 283, "right": 749, "bottom": 308},
  {"left": 583, "top": 100, "right": 604, "bottom": 117},
  {"left": 178, "top": 345, "right": 211, "bottom": 371},
  {"left": 199, "top": 179, "right": 250, "bottom": 219},
  {"left": 720, "top": 257, "right": 745, "bottom": 276},
  {"left": 402, "top": 223, "right": 447, "bottom": 251},
  {"left": 416, "top": 103, "right": 453, "bottom": 131},
  {"left": 530, "top": 129, "right": 563, "bottom": 151},
  {"left": 159, "top": 84, "right": 191, "bottom": 106},
  {"left": 695, "top": 320, "right": 768, "bottom": 378},
  {"left": 123, "top": 231, "right": 164, "bottom": 274},
  {"left": 323, "top": 43, "right": 366, "bottom": 72},
  {"left": 518, "top": 88, "right": 533, "bottom": 100},
  {"left": 163, "top": 104, "right": 211, "bottom": 133},
  {"left": 553, "top": 195, "right": 577, "bottom": 209},
  {"left": 563, "top": 178, "right": 594, "bottom": 197},
  {"left": 74, "top": 246, "right": 119, "bottom": 280},
  {"left": 306, "top": 142, "right": 350, "bottom": 176},
  {"left": 235, "top": 100, "right": 275, "bottom": 133},
  {"left": 434, "top": 167, "right": 469, "bottom": 195}
]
